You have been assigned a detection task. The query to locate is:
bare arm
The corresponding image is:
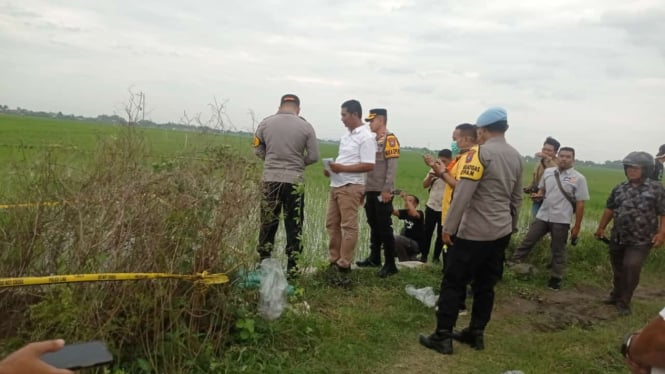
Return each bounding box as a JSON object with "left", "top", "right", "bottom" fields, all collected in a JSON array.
[
  {"left": 330, "top": 162, "right": 374, "bottom": 173},
  {"left": 652, "top": 215, "right": 665, "bottom": 248},
  {"left": 423, "top": 172, "right": 436, "bottom": 188},
  {"left": 571, "top": 201, "right": 585, "bottom": 239},
  {"left": 594, "top": 208, "right": 614, "bottom": 238}
]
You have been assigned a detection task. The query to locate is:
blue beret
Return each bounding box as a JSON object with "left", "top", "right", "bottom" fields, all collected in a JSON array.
[{"left": 476, "top": 107, "right": 507, "bottom": 127}]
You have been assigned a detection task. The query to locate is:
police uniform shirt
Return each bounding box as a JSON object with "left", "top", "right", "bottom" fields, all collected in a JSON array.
[
  {"left": 425, "top": 173, "right": 446, "bottom": 212},
  {"left": 365, "top": 132, "right": 400, "bottom": 192},
  {"left": 330, "top": 124, "right": 377, "bottom": 187},
  {"left": 536, "top": 167, "right": 590, "bottom": 224},
  {"left": 442, "top": 139, "right": 524, "bottom": 241},
  {"left": 253, "top": 111, "right": 319, "bottom": 184}
]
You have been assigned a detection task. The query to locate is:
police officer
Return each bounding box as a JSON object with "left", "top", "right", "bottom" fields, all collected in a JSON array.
[
  {"left": 356, "top": 108, "right": 401, "bottom": 278},
  {"left": 253, "top": 94, "right": 319, "bottom": 276},
  {"left": 419, "top": 107, "right": 524, "bottom": 355}
]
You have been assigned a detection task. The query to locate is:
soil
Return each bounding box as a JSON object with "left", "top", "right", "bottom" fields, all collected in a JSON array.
[{"left": 378, "top": 280, "right": 665, "bottom": 374}]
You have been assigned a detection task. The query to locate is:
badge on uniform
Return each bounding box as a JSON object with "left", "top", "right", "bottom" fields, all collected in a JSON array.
[
  {"left": 384, "top": 134, "right": 400, "bottom": 159},
  {"left": 252, "top": 135, "right": 261, "bottom": 148}
]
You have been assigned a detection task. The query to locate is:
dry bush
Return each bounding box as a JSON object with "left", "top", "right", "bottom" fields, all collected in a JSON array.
[{"left": 0, "top": 127, "right": 262, "bottom": 372}]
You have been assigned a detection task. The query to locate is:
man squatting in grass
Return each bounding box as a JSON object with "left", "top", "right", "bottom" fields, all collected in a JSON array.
[
  {"left": 421, "top": 149, "right": 452, "bottom": 263},
  {"left": 510, "top": 146, "right": 589, "bottom": 290},
  {"left": 253, "top": 94, "right": 319, "bottom": 277},
  {"left": 325, "top": 99, "right": 376, "bottom": 276},
  {"left": 391, "top": 191, "right": 425, "bottom": 262},
  {"left": 420, "top": 107, "right": 523, "bottom": 355},
  {"left": 595, "top": 151, "right": 665, "bottom": 316},
  {"left": 356, "top": 108, "right": 402, "bottom": 278},
  {"left": 523, "top": 136, "right": 560, "bottom": 219}
]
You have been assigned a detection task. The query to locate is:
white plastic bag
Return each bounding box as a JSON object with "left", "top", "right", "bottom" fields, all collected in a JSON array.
[
  {"left": 405, "top": 285, "right": 438, "bottom": 308},
  {"left": 258, "top": 258, "right": 289, "bottom": 320}
]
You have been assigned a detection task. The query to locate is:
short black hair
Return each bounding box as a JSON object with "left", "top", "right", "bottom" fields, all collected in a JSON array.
[
  {"left": 558, "top": 146, "right": 575, "bottom": 159},
  {"left": 408, "top": 194, "right": 420, "bottom": 205},
  {"left": 438, "top": 149, "right": 452, "bottom": 158},
  {"left": 341, "top": 99, "right": 362, "bottom": 119},
  {"left": 455, "top": 123, "right": 477, "bottom": 139},
  {"left": 544, "top": 136, "right": 561, "bottom": 152}
]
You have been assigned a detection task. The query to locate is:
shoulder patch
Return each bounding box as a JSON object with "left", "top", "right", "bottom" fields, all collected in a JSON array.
[
  {"left": 252, "top": 135, "right": 261, "bottom": 148},
  {"left": 384, "top": 134, "right": 400, "bottom": 159},
  {"left": 459, "top": 146, "right": 484, "bottom": 181}
]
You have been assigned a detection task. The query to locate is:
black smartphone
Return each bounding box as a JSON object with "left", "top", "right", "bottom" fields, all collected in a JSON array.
[{"left": 41, "top": 341, "right": 113, "bottom": 370}]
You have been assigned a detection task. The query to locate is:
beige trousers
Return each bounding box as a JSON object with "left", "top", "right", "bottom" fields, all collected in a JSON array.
[{"left": 326, "top": 184, "right": 365, "bottom": 268}]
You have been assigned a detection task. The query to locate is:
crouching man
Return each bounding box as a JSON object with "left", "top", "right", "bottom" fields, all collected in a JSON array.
[{"left": 392, "top": 192, "right": 425, "bottom": 262}]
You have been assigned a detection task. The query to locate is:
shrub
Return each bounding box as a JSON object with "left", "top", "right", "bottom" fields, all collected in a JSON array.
[{"left": 0, "top": 126, "right": 262, "bottom": 372}]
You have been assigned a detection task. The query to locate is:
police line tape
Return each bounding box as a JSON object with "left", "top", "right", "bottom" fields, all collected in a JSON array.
[
  {"left": 0, "top": 272, "right": 229, "bottom": 288},
  {"left": 0, "top": 201, "right": 60, "bottom": 210}
]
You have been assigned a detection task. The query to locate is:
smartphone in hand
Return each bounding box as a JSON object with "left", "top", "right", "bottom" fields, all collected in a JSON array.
[{"left": 41, "top": 341, "right": 113, "bottom": 370}]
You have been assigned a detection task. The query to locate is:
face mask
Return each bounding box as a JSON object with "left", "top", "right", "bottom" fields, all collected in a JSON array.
[{"left": 451, "top": 141, "right": 461, "bottom": 156}]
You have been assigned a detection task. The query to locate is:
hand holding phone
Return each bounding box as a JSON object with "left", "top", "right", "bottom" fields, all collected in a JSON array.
[{"left": 41, "top": 341, "right": 113, "bottom": 370}]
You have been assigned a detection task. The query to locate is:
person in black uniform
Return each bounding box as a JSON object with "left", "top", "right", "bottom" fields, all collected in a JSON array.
[{"left": 356, "top": 108, "right": 401, "bottom": 278}]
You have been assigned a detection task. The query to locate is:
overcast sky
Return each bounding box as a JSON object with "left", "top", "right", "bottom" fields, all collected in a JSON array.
[{"left": 1, "top": 0, "right": 664, "bottom": 162}]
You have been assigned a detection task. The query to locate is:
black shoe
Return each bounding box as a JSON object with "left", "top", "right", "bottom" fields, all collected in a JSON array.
[
  {"left": 356, "top": 258, "right": 381, "bottom": 268},
  {"left": 451, "top": 328, "right": 484, "bottom": 350},
  {"left": 377, "top": 265, "right": 398, "bottom": 278},
  {"left": 547, "top": 276, "right": 562, "bottom": 290},
  {"left": 419, "top": 330, "right": 453, "bottom": 355}
]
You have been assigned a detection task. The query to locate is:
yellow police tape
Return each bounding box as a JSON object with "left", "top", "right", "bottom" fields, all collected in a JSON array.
[
  {"left": 0, "top": 201, "right": 60, "bottom": 210},
  {"left": 0, "top": 271, "right": 229, "bottom": 288}
]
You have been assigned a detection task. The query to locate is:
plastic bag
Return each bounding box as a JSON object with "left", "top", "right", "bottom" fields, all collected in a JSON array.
[
  {"left": 258, "top": 258, "right": 289, "bottom": 320},
  {"left": 405, "top": 285, "right": 438, "bottom": 308}
]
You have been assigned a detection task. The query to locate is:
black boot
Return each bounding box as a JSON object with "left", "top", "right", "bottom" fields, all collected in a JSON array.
[
  {"left": 356, "top": 257, "right": 381, "bottom": 267},
  {"left": 377, "top": 264, "right": 398, "bottom": 278},
  {"left": 451, "top": 328, "right": 484, "bottom": 350},
  {"left": 419, "top": 330, "right": 453, "bottom": 355}
]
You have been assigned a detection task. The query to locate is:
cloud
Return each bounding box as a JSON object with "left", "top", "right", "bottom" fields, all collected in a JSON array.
[{"left": 0, "top": 0, "right": 664, "bottom": 161}]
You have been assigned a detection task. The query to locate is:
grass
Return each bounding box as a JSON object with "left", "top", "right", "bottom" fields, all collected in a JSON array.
[{"left": 0, "top": 114, "right": 662, "bottom": 373}]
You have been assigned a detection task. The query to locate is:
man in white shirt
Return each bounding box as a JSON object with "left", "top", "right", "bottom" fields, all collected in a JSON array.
[
  {"left": 510, "top": 147, "right": 589, "bottom": 290},
  {"left": 325, "top": 99, "right": 376, "bottom": 275}
]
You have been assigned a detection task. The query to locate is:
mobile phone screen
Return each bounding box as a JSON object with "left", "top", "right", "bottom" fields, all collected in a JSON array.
[{"left": 41, "top": 341, "right": 113, "bottom": 370}]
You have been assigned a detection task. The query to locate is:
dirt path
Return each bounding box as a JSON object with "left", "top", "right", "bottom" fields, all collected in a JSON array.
[{"left": 377, "top": 280, "right": 665, "bottom": 374}]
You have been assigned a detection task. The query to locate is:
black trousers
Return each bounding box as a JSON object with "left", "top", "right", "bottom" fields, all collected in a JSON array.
[
  {"left": 436, "top": 234, "right": 511, "bottom": 331},
  {"left": 424, "top": 206, "right": 443, "bottom": 262},
  {"left": 609, "top": 242, "right": 651, "bottom": 308},
  {"left": 257, "top": 182, "right": 304, "bottom": 264},
  {"left": 364, "top": 191, "right": 396, "bottom": 266}
]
